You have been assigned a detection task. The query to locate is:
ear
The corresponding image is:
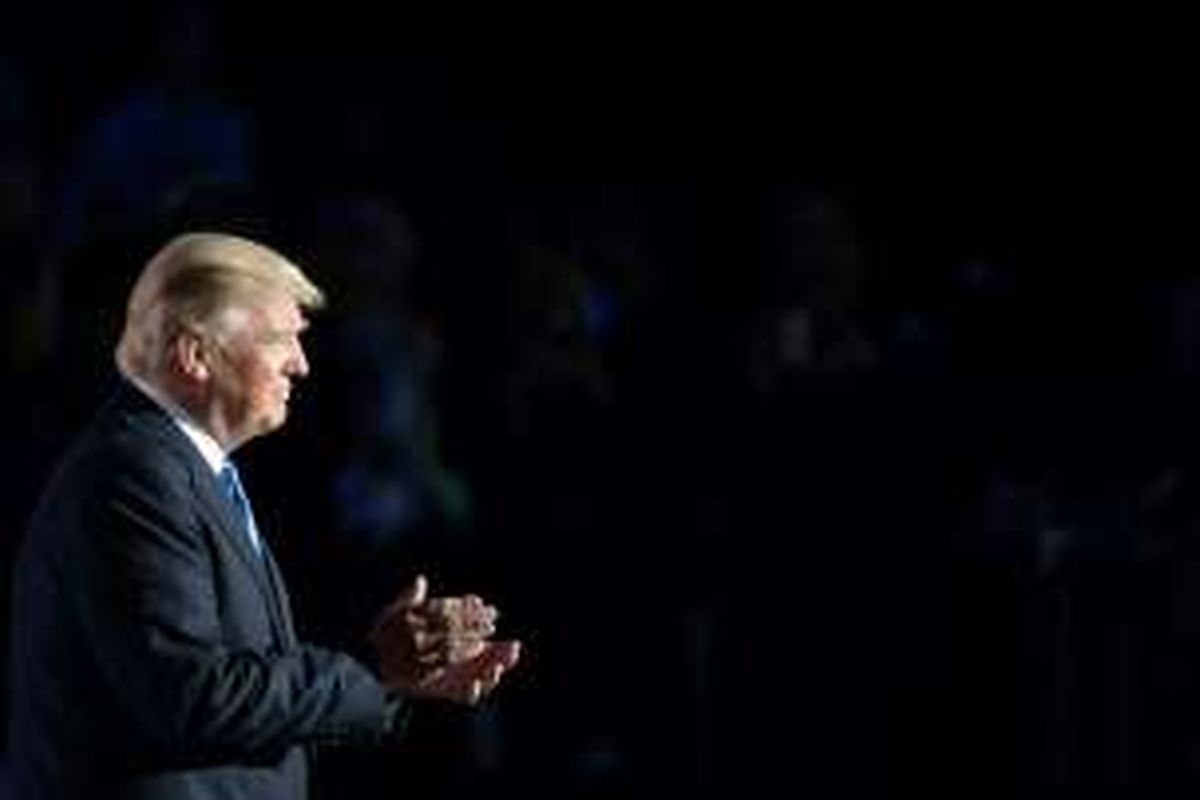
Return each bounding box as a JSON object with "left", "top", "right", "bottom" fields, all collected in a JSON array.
[{"left": 171, "top": 331, "right": 212, "bottom": 384}]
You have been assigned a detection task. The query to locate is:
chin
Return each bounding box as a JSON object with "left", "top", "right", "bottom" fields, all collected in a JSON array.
[{"left": 255, "top": 408, "right": 288, "bottom": 437}]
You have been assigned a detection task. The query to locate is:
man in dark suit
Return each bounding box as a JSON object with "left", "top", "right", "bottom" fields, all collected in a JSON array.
[{"left": 6, "top": 232, "right": 521, "bottom": 799}]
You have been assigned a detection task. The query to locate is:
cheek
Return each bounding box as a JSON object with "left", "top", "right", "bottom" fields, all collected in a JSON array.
[
  {"left": 246, "top": 366, "right": 284, "bottom": 409},
  {"left": 258, "top": 375, "right": 286, "bottom": 402}
]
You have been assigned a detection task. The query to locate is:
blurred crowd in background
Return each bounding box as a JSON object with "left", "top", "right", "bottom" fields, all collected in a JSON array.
[{"left": 6, "top": 3, "right": 1200, "bottom": 797}]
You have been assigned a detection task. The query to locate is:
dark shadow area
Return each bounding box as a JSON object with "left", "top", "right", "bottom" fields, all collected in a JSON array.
[{"left": 6, "top": 3, "right": 1200, "bottom": 797}]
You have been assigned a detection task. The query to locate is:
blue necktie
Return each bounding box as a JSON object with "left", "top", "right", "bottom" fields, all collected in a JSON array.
[{"left": 219, "top": 460, "right": 263, "bottom": 556}]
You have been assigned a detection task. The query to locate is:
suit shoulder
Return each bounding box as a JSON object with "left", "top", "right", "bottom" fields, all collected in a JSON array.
[
  {"left": 35, "top": 406, "right": 201, "bottom": 526},
  {"left": 19, "top": 405, "right": 206, "bottom": 576}
]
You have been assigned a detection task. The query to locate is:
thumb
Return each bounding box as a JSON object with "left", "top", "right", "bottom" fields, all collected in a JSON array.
[
  {"left": 500, "top": 640, "right": 522, "bottom": 668},
  {"left": 400, "top": 574, "right": 429, "bottom": 608},
  {"left": 368, "top": 574, "right": 430, "bottom": 640}
]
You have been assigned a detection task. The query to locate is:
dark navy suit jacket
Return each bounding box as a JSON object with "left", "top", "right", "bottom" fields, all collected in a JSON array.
[{"left": 7, "top": 380, "right": 399, "bottom": 799}]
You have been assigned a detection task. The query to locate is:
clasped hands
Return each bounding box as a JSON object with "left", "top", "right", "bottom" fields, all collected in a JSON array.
[{"left": 367, "top": 575, "right": 522, "bottom": 705}]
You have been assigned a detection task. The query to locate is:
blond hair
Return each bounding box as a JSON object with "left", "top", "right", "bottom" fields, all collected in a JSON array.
[{"left": 115, "top": 232, "right": 325, "bottom": 379}]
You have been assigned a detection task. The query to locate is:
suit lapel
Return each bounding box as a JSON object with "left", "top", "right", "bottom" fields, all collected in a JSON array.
[
  {"left": 190, "top": 467, "right": 295, "bottom": 646},
  {"left": 261, "top": 544, "right": 298, "bottom": 647},
  {"left": 114, "top": 379, "right": 296, "bottom": 648}
]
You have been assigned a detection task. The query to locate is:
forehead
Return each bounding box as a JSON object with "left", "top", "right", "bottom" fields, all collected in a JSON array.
[
  {"left": 221, "top": 289, "right": 307, "bottom": 339},
  {"left": 249, "top": 289, "right": 307, "bottom": 330}
]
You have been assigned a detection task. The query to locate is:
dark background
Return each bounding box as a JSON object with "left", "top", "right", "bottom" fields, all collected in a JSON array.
[{"left": 6, "top": 2, "right": 1200, "bottom": 797}]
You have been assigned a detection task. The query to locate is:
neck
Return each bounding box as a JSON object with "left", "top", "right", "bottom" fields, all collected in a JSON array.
[{"left": 128, "top": 370, "right": 239, "bottom": 453}]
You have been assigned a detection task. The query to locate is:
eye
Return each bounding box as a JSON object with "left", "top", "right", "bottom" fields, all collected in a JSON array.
[{"left": 259, "top": 331, "right": 291, "bottom": 347}]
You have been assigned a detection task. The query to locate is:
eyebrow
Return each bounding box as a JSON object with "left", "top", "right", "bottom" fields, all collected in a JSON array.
[{"left": 261, "top": 320, "right": 307, "bottom": 340}]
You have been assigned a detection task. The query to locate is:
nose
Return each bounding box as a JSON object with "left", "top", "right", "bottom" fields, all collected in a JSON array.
[{"left": 287, "top": 339, "right": 310, "bottom": 378}]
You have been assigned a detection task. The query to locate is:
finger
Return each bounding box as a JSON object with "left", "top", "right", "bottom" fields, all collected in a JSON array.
[
  {"left": 462, "top": 594, "right": 498, "bottom": 619},
  {"left": 412, "top": 629, "right": 434, "bottom": 653},
  {"left": 427, "top": 633, "right": 489, "bottom": 664},
  {"left": 464, "top": 596, "right": 500, "bottom": 624},
  {"left": 450, "top": 636, "right": 488, "bottom": 664},
  {"left": 459, "top": 596, "right": 485, "bottom": 627},
  {"left": 414, "top": 630, "right": 487, "bottom": 663},
  {"left": 402, "top": 575, "right": 429, "bottom": 608},
  {"left": 482, "top": 663, "right": 504, "bottom": 693},
  {"left": 490, "top": 640, "right": 522, "bottom": 669},
  {"left": 424, "top": 596, "right": 460, "bottom": 618},
  {"left": 368, "top": 575, "right": 430, "bottom": 636},
  {"left": 421, "top": 598, "right": 497, "bottom": 636},
  {"left": 455, "top": 602, "right": 497, "bottom": 636},
  {"left": 449, "top": 641, "right": 516, "bottom": 687},
  {"left": 415, "top": 665, "right": 447, "bottom": 689},
  {"left": 425, "top": 664, "right": 479, "bottom": 704},
  {"left": 473, "top": 658, "right": 511, "bottom": 700},
  {"left": 426, "top": 653, "right": 513, "bottom": 704},
  {"left": 454, "top": 640, "right": 508, "bottom": 668},
  {"left": 414, "top": 633, "right": 466, "bottom": 665},
  {"left": 467, "top": 602, "right": 499, "bottom": 631},
  {"left": 419, "top": 598, "right": 458, "bottom": 634},
  {"left": 403, "top": 609, "right": 430, "bottom": 631},
  {"left": 417, "top": 647, "right": 450, "bottom": 668},
  {"left": 468, "top": 616, "right": 497, "bottom": 638},
  {"left": 389, "top": 576, "right": 431, "bottom": 615}
]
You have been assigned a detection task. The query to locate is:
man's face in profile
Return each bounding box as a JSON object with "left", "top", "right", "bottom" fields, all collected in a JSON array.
[{"left": 209, "top": 289, "right": 311, "bottom": 446}]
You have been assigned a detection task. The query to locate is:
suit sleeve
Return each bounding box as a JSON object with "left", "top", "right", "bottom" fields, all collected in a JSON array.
[{"left": 67, "top": 447, "right": 404, "bottom": 764}]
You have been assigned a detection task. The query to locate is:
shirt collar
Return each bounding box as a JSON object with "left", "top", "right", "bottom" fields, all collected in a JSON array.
[{"left": 125, "top": 373, "right": 228, "bottom": 475}]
